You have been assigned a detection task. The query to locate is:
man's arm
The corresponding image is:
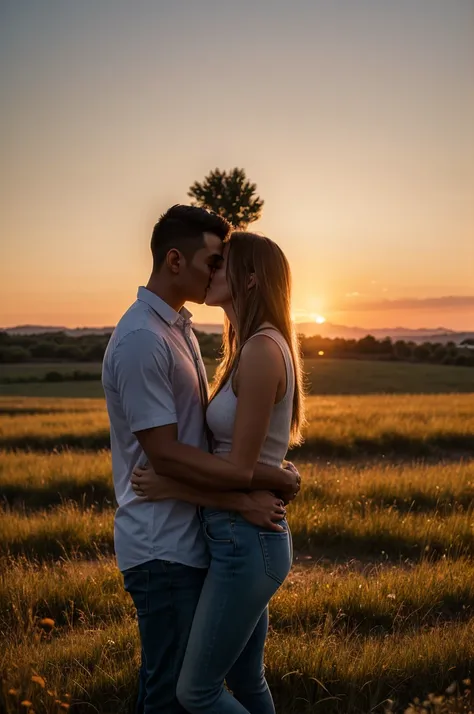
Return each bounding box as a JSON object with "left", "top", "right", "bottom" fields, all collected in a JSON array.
[
  {"left": 132, "top": 458, "right": 300, "bottom": 504},
  {"left": 252, "top": 461, "right": 292, "bottom": 491},
  {"left": 115, "top": 330, "right": 288, "bottom": 491},
  {"left": 135, "top": 427, "right": 297, "bottom": 494},
  {"left": 136, "top": 423, "right": 254, "bottom": 490},
  {"left": 130, "top": 473, "right": 286, "bottom": 531}
]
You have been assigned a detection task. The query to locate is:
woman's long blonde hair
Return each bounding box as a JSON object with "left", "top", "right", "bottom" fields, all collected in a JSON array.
[{"left": 210, "top": 231, "right": 306, "bottom": 447}]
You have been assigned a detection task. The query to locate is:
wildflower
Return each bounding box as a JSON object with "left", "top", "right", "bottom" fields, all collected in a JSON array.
[
  {"left": 39, "top": 618, "right": 55, "bottom": 629},
  {"left": 31, "top": 675, "right": 46, "bottom": 688},
  {"left": 20, "top": 702, "right": 33, "bottom": 708},
  {"left": 8, "top": 688, "right": 19, "bottom": 696}
]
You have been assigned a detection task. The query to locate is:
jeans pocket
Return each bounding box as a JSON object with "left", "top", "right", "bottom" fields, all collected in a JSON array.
[
  {"left": 202, "top": 517, "right": 234, "bottom": 544},
  {"left": 258, "top": 531, "right": 291, "bottom": 585},
  {"left": 123, "top": 568, "right": 150, "bottom": 616}
]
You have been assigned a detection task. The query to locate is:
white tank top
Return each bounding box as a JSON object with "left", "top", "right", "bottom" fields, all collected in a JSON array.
[{"left": 206, "top": 326, "right": 295, "bottom": 467}]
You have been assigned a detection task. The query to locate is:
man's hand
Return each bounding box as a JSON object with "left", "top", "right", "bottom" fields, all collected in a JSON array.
[{"left": 240, "top": 491, "right": 287, "bottom": 532}]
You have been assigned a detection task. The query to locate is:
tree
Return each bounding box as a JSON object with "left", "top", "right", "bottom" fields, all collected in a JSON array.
[
  {"left": 394, "top": 340, "right": 411, "bottom": 360},
  {"left": 188, "top": 167, "right": 264, "bottom": 229},
  {"left": 413, "top": 343, "right": 431, "bottom": 361},
  {"left": 30, "top": 341, "right": 58, "bottom": 359},
  {"left": 431, "top": 344, "right": 447, "bottom": 362},
  {"left": 357, "top": 335, "right": 378, "bottom": 354},
  {"left": 0, "top": 345, "right": 31, "bottom": 363}
]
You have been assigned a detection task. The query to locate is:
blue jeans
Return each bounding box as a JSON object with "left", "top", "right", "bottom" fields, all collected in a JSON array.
[
  {"left": 176, "top": 509, "right": 293, "bottom": 713},
  {"left": 123, "top": 559, "right": 207, "bottom": 714}
]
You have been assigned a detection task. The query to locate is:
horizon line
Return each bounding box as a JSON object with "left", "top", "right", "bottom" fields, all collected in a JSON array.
[{"left": 2, "top": 321, "right": 474, "bottom": 334}]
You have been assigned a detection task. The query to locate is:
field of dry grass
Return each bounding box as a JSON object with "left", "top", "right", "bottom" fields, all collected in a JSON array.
[
  {"left": 1, "top": 393, "right": 473, "bottom": 457},
  {"left": 1, "top": 394, "right": 474, "bottom": 713}
]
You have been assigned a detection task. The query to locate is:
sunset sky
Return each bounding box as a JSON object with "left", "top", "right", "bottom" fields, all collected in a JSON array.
[{"left": 1, "top": 0, "right": 473, "bottom": 331}]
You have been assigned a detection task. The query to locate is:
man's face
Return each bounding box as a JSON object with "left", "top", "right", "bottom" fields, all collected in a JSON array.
[{"left": 182, "top": 232, "right": 224, "bottom": 304}]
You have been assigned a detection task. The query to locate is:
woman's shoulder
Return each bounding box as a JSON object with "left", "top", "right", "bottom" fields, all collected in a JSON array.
[
  {"left": 245, "top": 324, "right": 291, "bottom": 353},
  {"left": 241, "top": 331, "right": 284, "bottom": 360},
  {"left": 239, "top": 330, "right": 286, "bottom": 379}
]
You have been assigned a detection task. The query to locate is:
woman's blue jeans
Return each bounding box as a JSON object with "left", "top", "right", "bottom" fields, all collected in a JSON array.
[{"left": 176, "top": 509, "right": 293, "bottom": 714}]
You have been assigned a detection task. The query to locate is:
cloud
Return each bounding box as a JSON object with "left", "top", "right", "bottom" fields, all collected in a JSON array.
[{"left": 335, "top": 296, "right": 474, "bottom": 312}]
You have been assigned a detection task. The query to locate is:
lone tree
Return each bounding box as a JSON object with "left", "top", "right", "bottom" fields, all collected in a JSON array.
[{"left": 188, "top": 167, "right": 264, "bottom": 229}]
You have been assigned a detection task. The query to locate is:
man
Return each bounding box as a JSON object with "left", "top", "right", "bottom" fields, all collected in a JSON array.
[{"left": 102, "top": 205, "right": 299, "bottom": 713}]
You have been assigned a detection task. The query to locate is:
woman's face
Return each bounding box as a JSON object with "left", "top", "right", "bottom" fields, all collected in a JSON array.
[{"left": 205, "top": 243, "right": 232, "bottom": 307}]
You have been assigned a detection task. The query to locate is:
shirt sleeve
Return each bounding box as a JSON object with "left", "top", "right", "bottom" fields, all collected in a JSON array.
[{"left": 113, "top": 329, "right": 177, "bottom": 433}]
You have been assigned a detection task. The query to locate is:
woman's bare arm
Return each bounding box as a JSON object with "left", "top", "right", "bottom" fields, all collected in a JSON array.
[{"left": 227, "top": 336, "right": 286, "bottom": 474}]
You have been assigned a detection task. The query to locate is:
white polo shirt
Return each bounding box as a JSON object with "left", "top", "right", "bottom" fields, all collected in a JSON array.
[{"left": 102, "top": 286, "right": 210, "bottom": 572}]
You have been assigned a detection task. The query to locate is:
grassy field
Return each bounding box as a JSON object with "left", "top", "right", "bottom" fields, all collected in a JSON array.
[
  {"left": 1, "top": 394, "right": 474, "bottom": 713},
  {"left": 1, "top": 357, "right": 473, "bottom": 398},
  {"left": 1, "top": 393, "right": 473, "bottom": 458}
]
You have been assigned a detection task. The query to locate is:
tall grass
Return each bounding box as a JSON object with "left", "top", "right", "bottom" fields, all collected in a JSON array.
[
  {"left": 0, "top": 505, "right": 114, "bottom": 560},
  {"left": 1, "top": 394, "right": 474, "bottom": 456},
  {"left": 2, "top": 556, "right": 474, "bottom": 644},
  {"left": 300, "top": 394, "right": 474, "bottom": 457},
  {"left": 0, "top": 449, "right": 113, "bottom": 509},
  {"left": 3, "top": 452, "right": 474, "bottom": 512},
  {"left": 0, "top": 411, "right": 110, "bottom": 450},
  {"left": 1, "top": 396, "right": 474, "bottom": 713},
  {"left": 265, "top": 619, "right": 474, "bottom": 713},
  {"left": 297, "top": 460, "right": 474, "bottom": 513},
  {"left": 0, "top": 396, "right": 105, "bottom": 415},
  {"left": 2, "top": 615, "right": 474, "bottom": 713},
  {"left": 1, "top": 498, "right": 473, "bottom": 562}
]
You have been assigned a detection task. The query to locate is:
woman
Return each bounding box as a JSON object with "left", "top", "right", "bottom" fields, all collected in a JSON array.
[{"left": 132, "top": 231, "right": 305, "bottom": 713}]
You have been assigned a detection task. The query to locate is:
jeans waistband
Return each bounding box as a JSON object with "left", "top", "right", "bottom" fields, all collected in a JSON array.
[
  {"left": 198, "top": 507, "right": 289, "bottom": 532},
  {"left": 199, "top": 506, "right": 254, "bottom": 524}
]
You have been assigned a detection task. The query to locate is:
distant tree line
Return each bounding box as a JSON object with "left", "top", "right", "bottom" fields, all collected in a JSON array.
[
  {"left": 0, "top": 331, "right": 224, "bottom": 378},
  {"left": 302, "top": 334, "right": 474, "bottom": 367},
  {"left": 0, "top": 331, "right": 109, "bottom": 364},
  {"left": 1, "top": 330, "right": 473, "bottom": 376}
]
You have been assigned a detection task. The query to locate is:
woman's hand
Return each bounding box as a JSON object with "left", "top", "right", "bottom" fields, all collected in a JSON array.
[{"left": 131, "top": 465, "right": 171, "bottom": 500}]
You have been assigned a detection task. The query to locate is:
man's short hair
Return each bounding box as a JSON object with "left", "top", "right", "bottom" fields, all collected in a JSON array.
[{"left": 151, "top": 204, "right": 231, "bottom": 269}]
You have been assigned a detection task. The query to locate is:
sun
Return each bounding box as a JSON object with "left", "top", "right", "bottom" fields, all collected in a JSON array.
[{"left": 311, "top": 313, "right": 326, "bottom": 324}]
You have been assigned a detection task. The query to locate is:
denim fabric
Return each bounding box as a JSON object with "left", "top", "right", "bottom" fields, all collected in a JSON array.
[
  {"left": 176, "top": 510, "right": 293, "bottom": 713},
  {"left": 123, "top": 558, "right": 206, "bottom": 714}
]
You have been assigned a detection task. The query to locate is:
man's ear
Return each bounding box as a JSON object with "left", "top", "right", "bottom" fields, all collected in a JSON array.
[
  {"left": 248, "top": 272, "right": 256, "bottom": 290},
  {"left": 166, "top": 249, "right": 181, "bottom": 274}
]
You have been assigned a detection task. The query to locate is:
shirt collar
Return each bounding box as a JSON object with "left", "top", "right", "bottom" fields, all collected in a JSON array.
[{"left": 137, "top": 286, "right": 193, "bottom": 327}]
